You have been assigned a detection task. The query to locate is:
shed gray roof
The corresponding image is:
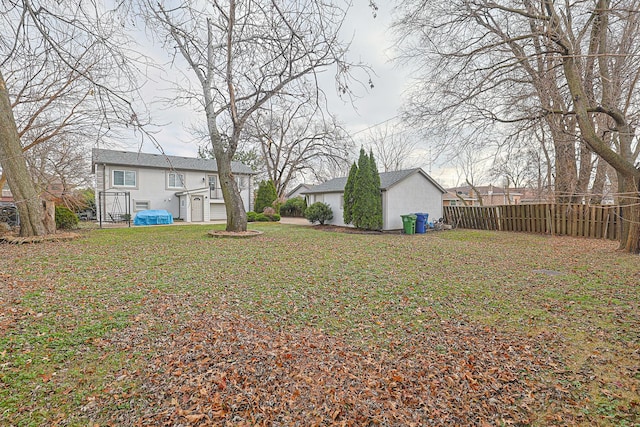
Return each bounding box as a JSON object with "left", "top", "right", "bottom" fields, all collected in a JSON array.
[
  {"left": 91, "top": 148, "right": 255, "bottom": 175},
  {"left": 303, "top": 168, "right": 446, "bottom": 194}
]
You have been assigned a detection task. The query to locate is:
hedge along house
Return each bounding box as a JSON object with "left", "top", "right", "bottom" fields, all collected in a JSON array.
[
  {"left": 92, "top": 148, "right": 255, "bottom": 223},
  {"left": 303, "top": 168, "right": 446, "bottom": 230}
]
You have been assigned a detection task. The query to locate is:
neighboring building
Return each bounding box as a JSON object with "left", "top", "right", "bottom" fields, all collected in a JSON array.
[
  {"left": 447, "top": 185, "right": 522, "bottom": 206},
  {"left": 286, "top": 183, "right": 312, "bottom": 199},
  {"left": 302, "top": 168, "right": 446, "bottom": 230},
  {"left": 442, "top": 191, "right": 478, "bottom": 206},
  {"left": 1, "top": 181, "right": 12, "bottom": 203},
  {"left": 91, "top": 148, "right": 255, "bottom": 222},
  {"left": 514, "top": 187, "right": 555, "bottom": 204}
]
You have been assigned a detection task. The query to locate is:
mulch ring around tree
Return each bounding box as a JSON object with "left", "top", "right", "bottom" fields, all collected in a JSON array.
[
  {"left": 101, "top": 313, "right": 586, "bottom": 426},
  {"left": 207, "top": 230, "right": 264, "bottom": 238},
  {"left": 0, "top": 231, "right": 81, "bottom": 244}
]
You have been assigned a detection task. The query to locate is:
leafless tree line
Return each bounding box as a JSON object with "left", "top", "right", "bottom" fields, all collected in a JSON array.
[{"left": 393, "top": 0, "right": 640, "bottom": 251}]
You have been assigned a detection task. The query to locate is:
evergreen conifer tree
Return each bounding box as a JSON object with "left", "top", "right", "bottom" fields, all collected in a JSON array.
[
  {"left": 368, "top": 150, "right": 383, "bottom": 230},
  {"left": 352, "top": 148, "right": 372, "bottom": 229},
  {"left": 254, "top": 180, "right": 278, "bottom": 213},
  {"left": 343, "top": 162, "right": 358, "bottom": 224}
]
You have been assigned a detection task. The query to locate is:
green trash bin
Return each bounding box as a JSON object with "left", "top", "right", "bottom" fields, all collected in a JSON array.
[{"left": 401, "top": 214, "right": 417, "bottom": 235}]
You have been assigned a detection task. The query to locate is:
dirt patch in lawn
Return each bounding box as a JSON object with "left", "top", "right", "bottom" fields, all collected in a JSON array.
[
  {"left": 207, "top": 230, "right": 264, "bottom": 238},
  {"left": 100, "top": 313, "right": 588, "bottom": 426}
]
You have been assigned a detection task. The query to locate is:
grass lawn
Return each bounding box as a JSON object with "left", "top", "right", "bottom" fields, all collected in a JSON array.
[{"left": 0, "top": 223, "right": 638, "bottom": 426}]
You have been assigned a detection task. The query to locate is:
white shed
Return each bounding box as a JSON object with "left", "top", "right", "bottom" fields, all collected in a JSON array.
[{"left": 303, "top": 168, "right": 446, "bottom": 231}]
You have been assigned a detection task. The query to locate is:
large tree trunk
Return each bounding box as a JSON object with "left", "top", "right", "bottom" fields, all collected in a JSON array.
[
  {"left": 575, "top": 142, "right": 593, "bottom": 203},
  {"left": 216, "top": 150, "right": 248, "bottom": 232},
  {"left": 547, "top": 0, "right": 640, "bottom": 252},
  {"left": 0, "top": 70, "right": 48, "bottom": 237},
  {"left": 204, "top": 95, "right": 248, "bottom": 232},
  {"left": 548, "top": 121, "right": 578, "bottom": 203},
  {"left": 617, "top": 174, "right": 640, "bottom": 253}
]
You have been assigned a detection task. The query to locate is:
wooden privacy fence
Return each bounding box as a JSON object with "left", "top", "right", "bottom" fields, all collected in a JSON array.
[{"left": 443, "top": 204, "right": 622, "bottom": 240}]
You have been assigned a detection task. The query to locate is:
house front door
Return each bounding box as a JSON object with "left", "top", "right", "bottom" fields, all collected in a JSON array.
[{"left": 191, "top": 196, "right": 204, "bottom": 222}]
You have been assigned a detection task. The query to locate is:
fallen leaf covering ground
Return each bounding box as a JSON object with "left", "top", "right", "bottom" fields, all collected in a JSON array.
[
  {"left": 112, "top": 313, "right": 574, "bottom": 426},
  {"left": 0, "top": 224, "right": 638, "bottom": 426}
]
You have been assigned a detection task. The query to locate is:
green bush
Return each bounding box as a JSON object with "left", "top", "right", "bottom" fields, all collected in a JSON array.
[
  {"left": 55, "top": 206, "right": 79, "bottom": 230},
  {"left": 255, "top": 180, "right": 278, "bottom": 214},
  {"left": 280, "top": 196, "right": 307, "bottom": 217},
  {"left": 246, "top": 211, "right": 280, "bottom": 222},
  {"left": 305, "top": 202, "right": 333, "bottom": 225}
]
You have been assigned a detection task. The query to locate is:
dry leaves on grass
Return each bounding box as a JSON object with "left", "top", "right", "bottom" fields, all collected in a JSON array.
[{"left": 100, "top": 313, "right": 583, "bottom": 426}]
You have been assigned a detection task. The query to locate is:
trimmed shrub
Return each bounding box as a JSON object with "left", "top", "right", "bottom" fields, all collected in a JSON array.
[
  {"left": 55, "top": 206, "right": 79, "bottom": 230},
  {"left": 305, "top": 202, "right": 333, "bottom": 225},
  {"left": 280, "top": 196, "right": 307, "bottom": 217},
  {"left": 247, "top": 211, "right": 280, "bottom": 222}
]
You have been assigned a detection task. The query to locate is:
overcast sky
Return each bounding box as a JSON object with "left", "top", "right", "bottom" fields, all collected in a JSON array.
[{"left": 116, "top": 1, "right": 459, "bottom": 188}]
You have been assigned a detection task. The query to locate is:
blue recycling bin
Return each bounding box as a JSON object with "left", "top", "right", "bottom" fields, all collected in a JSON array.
[{"left": 415, "top": 213, "right": 429, "bottom": 234}]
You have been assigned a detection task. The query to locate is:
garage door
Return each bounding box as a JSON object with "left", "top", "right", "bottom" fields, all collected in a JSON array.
[{"left": 210, "top": 204, "right": 227, "bottom": 220}]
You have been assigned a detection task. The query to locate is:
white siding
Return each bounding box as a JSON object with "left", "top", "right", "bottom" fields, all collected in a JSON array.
[
  {"left": 383, "top": 172, "right": 443, "bottom": 230},
  {"left": 320, "top": 192, "right": 345, "bottom": 226},
  {"left": 95, "top": 163, "right": 253, "bottom": 223}
]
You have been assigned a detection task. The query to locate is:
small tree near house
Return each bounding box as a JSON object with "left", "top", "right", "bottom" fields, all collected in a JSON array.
[
  {"left": 345, "top": 148, "right": 383, "bottom": 231},
  {"left": 305, "top": 202, "right": 333, "bottom": 225},
  {"left": 343, "top": 162, "right": 358, "bottom": 224},
  {"left": 254, "top": 180, "right": 278, "bottom": 214}
]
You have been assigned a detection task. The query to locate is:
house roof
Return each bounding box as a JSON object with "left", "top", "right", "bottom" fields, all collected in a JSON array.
[
  {"left": 447, "top": 185, "right": 522, "bottom": 196},
  {"left": 286, "top": 183, "right": 312, "bottom": 198},
  {"left": 91, "top": 148, "right": 255, "bottom": 175},
  {"left": 442, "top": 191, "right": 477, "bottom": 201},
  {"left": 303, "top": 168, "right": 446, "bottom": 195}
]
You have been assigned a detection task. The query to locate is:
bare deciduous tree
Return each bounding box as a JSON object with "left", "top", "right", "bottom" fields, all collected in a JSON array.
[
  {"left": 247, "top": 99, "right": 352, "bottom": 197},
  {"left": 394, "top": 0, "right": 640, "bottom": 252},
  {"left": 145, "top": 0, "right": 365, "bottom": 231},
  {"left": 1, "top": 1, "right": 146, "bottom": 236},
  {"left": 364, "top": 124, "right": 419, "bottom": 172}
]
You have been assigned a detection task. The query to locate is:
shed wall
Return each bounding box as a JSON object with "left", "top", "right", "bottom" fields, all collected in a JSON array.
[{"left": 384, "top": 173, "right": 443, "bottom": 230}]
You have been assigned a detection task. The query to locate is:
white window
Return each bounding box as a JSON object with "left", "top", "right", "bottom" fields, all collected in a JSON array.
[
  {"left": 208, "top": 175, "right": 220, "bottom": 199},
  {"left": 235, "top": 175, "right": 246, "bottom": 190},
  {"left": 168, "top": 172, "right": 185, "bottom": 189},
  {"left": 113, "top": 170, "right": 136, "bottom": 187},
  {"left": 134, "top": 200, "right": 150, "bottom": 211}
]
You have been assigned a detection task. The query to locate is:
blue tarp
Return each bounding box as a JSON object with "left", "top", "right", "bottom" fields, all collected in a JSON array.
[{"left": 134, "top": 210, "right": 174, "bottom": 226}]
